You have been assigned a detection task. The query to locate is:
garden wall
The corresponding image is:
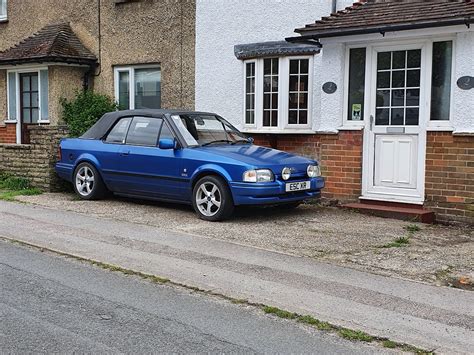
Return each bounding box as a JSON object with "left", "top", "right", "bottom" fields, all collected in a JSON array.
[{"left": 0, "top": 126, "right": 68, "bottom": 191}]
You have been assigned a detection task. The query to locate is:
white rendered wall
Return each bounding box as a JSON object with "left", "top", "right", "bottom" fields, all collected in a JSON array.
[
  {"left": 452, "top": 30, "right": 474, "bottom": 134},
  {"left": 195, "top": 0, "right": 354, "bottom": 130}
]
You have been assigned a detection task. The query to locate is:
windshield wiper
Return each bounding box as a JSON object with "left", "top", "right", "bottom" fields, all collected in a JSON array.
[
  {"left": 201, "top": 140, "right": 232, "bottom": 146},
  {"left": 230, "top": 139, "right": 250, "bottom": 145}
]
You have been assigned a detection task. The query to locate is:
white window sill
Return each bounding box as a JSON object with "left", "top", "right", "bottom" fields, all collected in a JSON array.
[
  {"left": 338, "top": 125, "right": 364, "bottom": 131},
  {"left": 38, "top": 121, "right": 50, "bottom": 124},
  {"left": 426, "top": 125, "right": 454, "bottom": 132},
  {"left": 3, "top": 120, "right": 17, "bottom": 124},
  {"left": 241, "top": 128, "right": 316, "bottom": 135}
]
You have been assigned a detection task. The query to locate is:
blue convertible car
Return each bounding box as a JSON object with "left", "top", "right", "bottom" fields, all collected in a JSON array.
[{"left": 56, "top": 110, "right": 324, "bottom": 221}]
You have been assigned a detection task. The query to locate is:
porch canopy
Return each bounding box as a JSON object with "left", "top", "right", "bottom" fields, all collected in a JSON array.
[
  {"left": 0, "top": 23, "right": 97, "bottom": 66},
  {"left": 287, "top": 0, "right": 474, "bottom": 41}
]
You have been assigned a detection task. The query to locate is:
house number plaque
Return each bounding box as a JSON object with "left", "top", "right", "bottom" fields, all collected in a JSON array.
[
  {"left": 322, "top": 82, "right": 337, "bottom": 94},
  {"left": 457, "top": 76, "right": 474, "bottom": 90}
]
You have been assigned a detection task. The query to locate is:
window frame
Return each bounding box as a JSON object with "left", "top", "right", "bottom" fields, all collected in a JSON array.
[
  {"left": 6, "top": 66, "right": 49, "bottom": 125},
  {"left": 113, "top": 64, "right": 161, "bottom": 110},
  {"left": 0, "top": 0, "right": 7, "bottom": 22},
  {"left": 342, "top": 37, "right": 456, "bottom": 131},
  {"left": 242, "top": 55, "right": 313, "bottom": 132}
]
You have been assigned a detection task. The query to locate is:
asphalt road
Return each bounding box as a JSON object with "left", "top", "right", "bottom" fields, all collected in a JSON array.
[{"left": 0, "top": 240, "right": 385, "bottom": 354}]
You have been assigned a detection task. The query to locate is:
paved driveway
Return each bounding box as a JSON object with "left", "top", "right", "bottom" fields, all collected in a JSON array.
[{"left": 17, "top": 192, "right": 473, "bottom": 287}]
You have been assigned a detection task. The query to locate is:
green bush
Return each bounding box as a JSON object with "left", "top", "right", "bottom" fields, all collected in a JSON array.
[{"left": 61, "top": 90, "right": 118, "bottom": 137}]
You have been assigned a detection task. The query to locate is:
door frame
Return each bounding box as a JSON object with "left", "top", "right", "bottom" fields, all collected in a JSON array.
[{"left": 361, "top": 41, "right": 431, "bottom": 204}]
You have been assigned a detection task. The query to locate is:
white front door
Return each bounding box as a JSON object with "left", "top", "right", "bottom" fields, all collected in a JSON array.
[{"left": 362, "top": 44, "right": 427, "bottom": 204}]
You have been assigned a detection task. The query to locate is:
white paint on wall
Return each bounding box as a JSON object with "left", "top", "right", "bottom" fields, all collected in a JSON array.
[
  {"left": 452, "top": 30, "right": 474, "bottom": 134},
  {"left": 195, "top": 0, "right": 354, "bottom": 130}
]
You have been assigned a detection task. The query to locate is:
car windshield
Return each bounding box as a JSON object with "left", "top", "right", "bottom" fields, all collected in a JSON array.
[{"left": 171, "top": 114, "right": 249, "bottom": 147}]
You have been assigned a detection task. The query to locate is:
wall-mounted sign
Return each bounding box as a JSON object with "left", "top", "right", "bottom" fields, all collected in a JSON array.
[
  {"left": 322, "top": 82, "right": 337, "bottom": 94},
  {"left": 457, "top": 76, "right": 474, "bottom": 90},
  {"left": 352, "top": 104, "right": 362, "bottom": 120}
]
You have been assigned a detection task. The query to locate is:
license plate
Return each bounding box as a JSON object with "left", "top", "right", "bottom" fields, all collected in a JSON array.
[{"left": 285, "top": 181, "right": 311, "bottom": 192}]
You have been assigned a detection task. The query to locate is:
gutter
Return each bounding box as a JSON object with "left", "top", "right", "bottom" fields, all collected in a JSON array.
[{"left": 287, "top": 17, "right": 473, "bottom": 42}]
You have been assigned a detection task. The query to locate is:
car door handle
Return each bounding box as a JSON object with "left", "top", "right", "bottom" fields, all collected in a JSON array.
[{"left": 120, "top": 151, "right": 130, "bottom": 156}]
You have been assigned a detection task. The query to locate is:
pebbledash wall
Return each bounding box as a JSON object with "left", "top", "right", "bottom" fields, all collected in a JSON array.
[{"left": 0, "top": 126, "right": 68, "bottom": 191}]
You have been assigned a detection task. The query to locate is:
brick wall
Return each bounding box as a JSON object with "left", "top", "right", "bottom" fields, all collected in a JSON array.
[
  {"left": 0, "top": 123, "right": 17, "bottom": 144},
  {"left": 425, "top": 132, "right": 474, "bottom": 224},
  {"left": 0, "top": 125, "right": 68, "bottom": 191},
  {"left": 251, "top": 130, "right": 363, "bottom": 202}
]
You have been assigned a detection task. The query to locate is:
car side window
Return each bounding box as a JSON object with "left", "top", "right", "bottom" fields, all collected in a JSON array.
[
  {"left": 105, "top": 117, "right": 132, "bottom": 144},
  {"left": 159, "top": 122, "right": 175, "bottom": 141},
  {"left": 125, "top": 117, "right": 163, "bottom": 146}
]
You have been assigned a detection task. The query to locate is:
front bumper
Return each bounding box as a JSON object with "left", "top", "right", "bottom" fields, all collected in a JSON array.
[{"left": 230, "top": 177, "right": 324, "bottom": 205}]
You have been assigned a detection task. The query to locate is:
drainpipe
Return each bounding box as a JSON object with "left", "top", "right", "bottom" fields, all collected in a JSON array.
[{"left": 331, "top": 0, "right": 337, "bottom": 14}]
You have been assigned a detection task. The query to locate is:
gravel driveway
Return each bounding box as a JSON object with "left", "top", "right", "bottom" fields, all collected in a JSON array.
[{"left": 18, "top": 192, "right": 473, "bottom": 288}]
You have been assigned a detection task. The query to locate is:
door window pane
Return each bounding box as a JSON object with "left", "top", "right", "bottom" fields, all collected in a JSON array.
[
  {"left": 347, "top": 48, "right": 366, "bottom": 121},
  {"left": 31, "top": 108, "right": 39, "bottom": 123},
  {"left": 375, "top": 49, "right": 421, "bottom": 126},
  {"left": 407, "top": 50, "right": 421, "bottom": 68},
  {"left": 391, "top": 108, "right": 404, "bottom": 125},
  {"left": 135, "top": 68, "right": 161, "bottom": 109},
  {"left": 118, "top": 71, "right": 130, "bottom": 110},
  {"left": 126, "top": 117, "right": 162, "bottom": 146},
  {"left": 105, "top": 117, "right": 132, "bottom": 143},
  {"left": 430, "top": 41, "right": 452, "bottom": 121},
  {"left": 392, "top": 51, "right": 406, "bottom": 69}
]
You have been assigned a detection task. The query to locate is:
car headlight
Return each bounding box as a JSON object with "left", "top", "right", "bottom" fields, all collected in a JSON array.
[
  {"left": 307, "top": 164, "right": 321, "bottom": 178},
  {"left": 243, "top": 169, "right": 274, "bottom": 183},
  {"left": 281, "top": 167, "right": 291, "bottom": 181}
]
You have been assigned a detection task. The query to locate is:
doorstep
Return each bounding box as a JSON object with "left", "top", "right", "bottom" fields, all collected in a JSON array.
[{"left": 340, "top": 199, "right": 436, "bottom": 224}]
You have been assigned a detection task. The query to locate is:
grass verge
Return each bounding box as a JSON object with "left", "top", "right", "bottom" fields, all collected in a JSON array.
[
  {"left": 0, "top": 173, "right": 42, "bottom": 201},
  {"left": 2, "top": 237, "right": 434, "bottom": 354}
]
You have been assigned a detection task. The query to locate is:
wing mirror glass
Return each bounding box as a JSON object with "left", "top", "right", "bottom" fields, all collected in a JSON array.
[
  {"left": 158, "top": 138, "right": 176, "bottom": 150},
  {"left": 247, "top": 136, "right": 254, "bottom": 144}
]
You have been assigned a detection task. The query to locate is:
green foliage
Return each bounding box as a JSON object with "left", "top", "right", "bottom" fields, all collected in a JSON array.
[
  {"left": 404, "top": 224, "right": 421, "bottom": 233},
  {"left": 380, "top": 236, "right": 410, "bottom": 248},
  {"left": 262, "top": 306, "right": 298, "bottom": 319},
  {"left": 338, "top": 328, "right": 374, "bottom": 342},
  {"left": 0, "top": 173, "right": 31, "bottom": 190},
  {"left": 382, "top": 340, "right": 397, "bottom": 348},
  {"left": 61, "top": 90, "right": 118, "bottom": 137}
]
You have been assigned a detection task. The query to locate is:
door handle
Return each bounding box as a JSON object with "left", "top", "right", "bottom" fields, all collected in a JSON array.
[
  {"left": 120, "top": 150, "right": 130, "bottom": 156},
  {"left": 369, "top": 115, "right": 374, "bottom": 131}
]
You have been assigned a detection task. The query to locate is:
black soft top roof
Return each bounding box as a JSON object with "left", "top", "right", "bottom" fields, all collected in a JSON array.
[{"left": 80, "top": 109, "right": 216, "bottom": 140}]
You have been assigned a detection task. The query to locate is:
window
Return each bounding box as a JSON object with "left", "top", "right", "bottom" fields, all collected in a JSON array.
[
  {"left": 105, "top": 117, "right": 132, "bottom": 143},
  {"left": 263, "top": 58, "right": 279, "bottom": 127},
  {"left": 375, "top": 49, "right": 421, "bottom": 126},
  {"left": 347, "top": 48, "right": 366, "bottom": 122},
  {"left": 126, "top": 117, "right": 163, "bottom": 146},
  {"left": 245, "top": 62, "right": 255, "bottom": 125},
  {"left": 6, "top": 68, "right": 49, "bottom": 123},
  {"left": 430, "top": 41, "right": 453, "bottom": 121},
  {"left": 159, "top": 122, "right": 175, "bottom": 141},
  {"left": 114, "top": 65, "right": 161, "bottom": 110},
  {"left": 0, "top": 0, "right": 7, "bottom": 21},
  {"left": 243, "top": 56, "right": 312, "bottom": 130},
  {"left": 288, "top": 59, "right": 309, "bottom": 125}
]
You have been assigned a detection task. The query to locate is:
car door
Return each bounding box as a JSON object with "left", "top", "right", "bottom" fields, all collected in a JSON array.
[
  {"left": 98, "top": 116, "right": 133, "bottom": 191},
  {"left": 116, "top": 116, "right": 184, "bottom": 200}
]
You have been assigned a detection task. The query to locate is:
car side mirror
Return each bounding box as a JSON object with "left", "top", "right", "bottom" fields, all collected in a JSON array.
[
  {"left": 247, "top": 137, "right": 254, "bottom": 144},
  {"left": 158, "top": 138, "right": 176, "bottom": 150}
]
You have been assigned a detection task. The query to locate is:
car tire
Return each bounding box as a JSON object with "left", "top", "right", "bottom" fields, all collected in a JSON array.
[
  {"left": 192, "top": 175, "right": 234, "bottom": 221},
  {"left": 73, "top": 162, "right": 107, "bottom": 200}
]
